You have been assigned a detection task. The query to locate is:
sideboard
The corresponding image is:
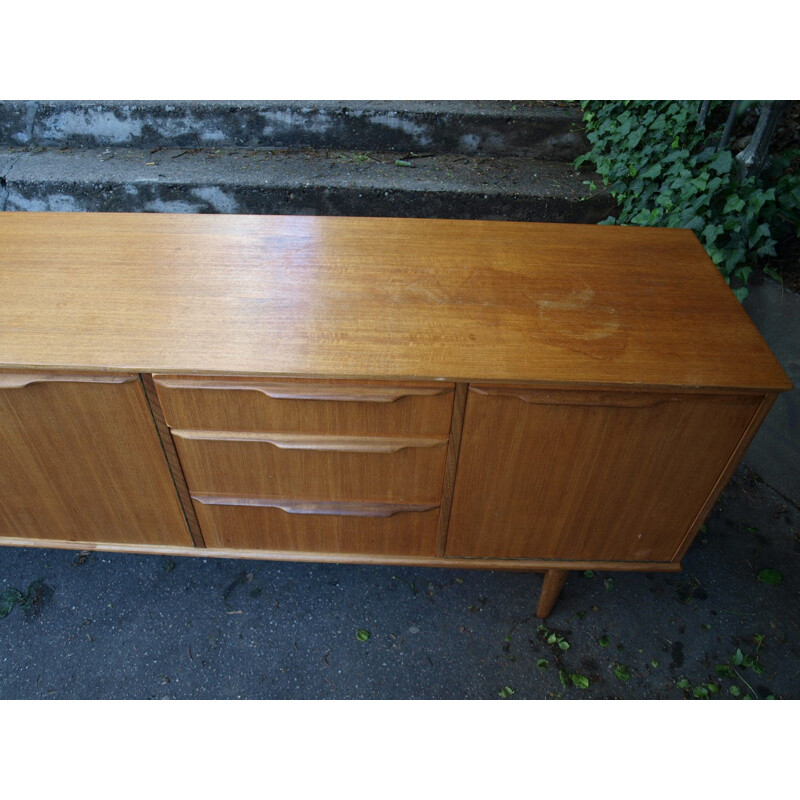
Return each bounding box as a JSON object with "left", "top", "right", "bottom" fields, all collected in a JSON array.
[{"left": 0, "top": 212, "right": 790, "bottom": 617}]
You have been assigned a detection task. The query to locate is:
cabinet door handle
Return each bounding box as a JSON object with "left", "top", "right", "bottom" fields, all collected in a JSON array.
[
  {"left": 172, "top": 430, "right": 448, "bottom": 453},
  {"left": 154, "top": 377, "right": 452, "bottom": 403},
  {"left": 469, "top": 386, "right": 678, "bottom": 408},
  {"left": 0, "top": 372, "right": 137, "bottom": 389},
  {"left": 191, "top": 494, "right": 439, "bottom": 518}
]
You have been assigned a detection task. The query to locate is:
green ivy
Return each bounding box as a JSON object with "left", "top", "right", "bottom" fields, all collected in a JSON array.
[{"left": 575, "top": 101, "right": 800, "bottom": 300}]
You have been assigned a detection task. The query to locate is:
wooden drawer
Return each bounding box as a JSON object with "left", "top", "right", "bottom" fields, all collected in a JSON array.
[
  {"left": 172, "top": 431, "right": 448, "bottom": 503},
  {"left": 192, "top": 496, "right": 439, "bottom": 555},
  {"left": 154, "top": 376, "right": 454, "bottom": 437}
]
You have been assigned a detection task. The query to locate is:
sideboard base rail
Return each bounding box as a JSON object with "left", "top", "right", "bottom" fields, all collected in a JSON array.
[{"left": 0, "top": 537, "right": 684, "bottom": 618}]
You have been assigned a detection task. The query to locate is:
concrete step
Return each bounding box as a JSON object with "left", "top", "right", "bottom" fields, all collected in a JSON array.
[
  {"left": 0, "top": 146, "right": 613, "bottom": 223},
  {"left": 0, "top": 101, "right": 588, "bottom": 159}
]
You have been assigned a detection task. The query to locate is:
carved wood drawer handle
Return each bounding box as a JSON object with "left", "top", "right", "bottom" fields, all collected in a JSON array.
[
  {"left": 470, "top": 386, "right": 679, "bottom": 408},
  {"left": 154, "top": 378, "right": 452, "bottom": 403},
  {"left": 171, "top": 429, "right": 448, "bottom": 453},
  {"left": 191, "top": 494, "right": 439, "bottom": 518},
  {"left": 0, "top": 372, "right": 137, "bottom": 389}
]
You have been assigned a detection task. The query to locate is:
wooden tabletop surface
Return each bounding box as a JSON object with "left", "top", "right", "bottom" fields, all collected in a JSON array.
[{"left": 0, "top": 212, "right": 790, "bottom": 391}]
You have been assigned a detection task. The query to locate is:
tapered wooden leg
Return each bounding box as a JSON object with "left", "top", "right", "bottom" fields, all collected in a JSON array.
[{"left": 537, "top": 569, "right": 568, "bottom": 618}]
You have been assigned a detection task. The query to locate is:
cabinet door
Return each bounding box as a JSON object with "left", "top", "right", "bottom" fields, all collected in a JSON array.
[
  {"left": 0, "top": 371, "right": 191, "bottom": 547},
  {"left": 445, "top": 386, "right": 763, "bottom": 563}
]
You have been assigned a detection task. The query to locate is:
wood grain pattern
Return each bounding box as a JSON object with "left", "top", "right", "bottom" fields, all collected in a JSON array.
[
  {"left": 445, "top": 386, "right": 763, "bottom": 562},
  {"left": 140, "top": 373, "right": 205, "bottom": 548},
  {"left": 469, "top": 386, "right": 736, "bottom": 407},
  {"left": 192, "top": 495, "right": 438, "bottom": 517},
  {"left": 175, "top": 435, "right": 448, "bottom": 503},
  {"left": 154, "top": 377, "right": 451, "bottom": 403},
  {"left": 0, "top": 212, "right": 790, "bottom": 391},
  {"left": 171, "top": 429, "right": 447, "bottom": 453},
  {"left": 192, "top": 500, "right": 440, "bottom": 554},
  {"left": 0, "top": 370, "right": 192, "bottom": 546},
  {"left": 670, "top": 391, "right": 779, "bottom": 562},
  {"left": 436, "top": 382, "right": 468, "bottom": 556},
  {"left": 0, "top": 372, "right": 137, "bottom": 389},
  {"left": 155, "top": 376, "right": 454, "bottom": 436},
  {"left": 0, "top": 534, "right": 684, "bottom": 572},
  {"left": 537, "top": 569, "right": 568, "bottom": 619}
]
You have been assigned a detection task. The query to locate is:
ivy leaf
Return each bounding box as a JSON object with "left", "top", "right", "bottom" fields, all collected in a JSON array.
[
  {"left": 731, "top": 648, "right": 744, "bottom": 666},
  {"left": 0, "top": 588, "right": 24, "bottom": 619},
  {"left": 558, "top": 640, "right": 570, "bottom": 651},
  {"left": 571, "top": 673, "right": 590, "bottom": 689},
  {"left": 758, "top": 568, "right": 783, "bottom": 585},
  {"left": 693, "top": 685, "right": 709, "bottom": 699},
  {"left": 729, "top": 685, "right": 741, "bottom": 696},
  {"left": 708, "top": 150, "right": 733, "bottom": 175},
  {"left": 748, "top": 222, "right": 772, "bottom": 248},
  {"left": 702, "top": 223, "right": 725, "bottom": 245},
  {"left": 641, "top": 163, "right": 662, "bottom": 179},
  {"left": 733, "top": 287, "right": 749, "bottom": 302},
  {"left": 724, "top": 194, "right": 746, "bottom": 214}
]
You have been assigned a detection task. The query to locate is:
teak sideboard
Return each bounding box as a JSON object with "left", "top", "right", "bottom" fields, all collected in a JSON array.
[{"left": 0, "top": 212, "right": 791, "bottom": 617}]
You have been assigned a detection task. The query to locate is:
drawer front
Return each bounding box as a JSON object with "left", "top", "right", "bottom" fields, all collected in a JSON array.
[
  {"left": 172, "top": 432, "right": 448, "bottom": 503},
  {"left": 154, "top": 376, "right": 454, "bottom": 436},
  {"left": 192, "top": 497, "right": 439, "bottom": 555}
]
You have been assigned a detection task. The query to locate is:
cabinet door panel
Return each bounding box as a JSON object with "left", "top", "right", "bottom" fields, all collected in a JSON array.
[
  {"left": 0, "top": 372, "right": 191, "bottom": 546},
  {"left": 445, "top": 387, "right": 761, "bottom": 562}
]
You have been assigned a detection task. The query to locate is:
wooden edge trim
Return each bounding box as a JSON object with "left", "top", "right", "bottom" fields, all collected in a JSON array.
[
  {"left": 469, "top": 385, "right": 759, "bottom": 408},
  {"left": 670, "top": 392, "right": 778, "bottom": 562},
  {"left": 0, "top": 537, "right": 683, "bottom": 572},
  {"left": 171, "top": 429, "right": 448, "bottom": 453},
  {"left": 140, "top": 373, "right": 206, "bottom": 548},
  {"left": 436, "top": 382, "right": 468, "bottom": 557},
  {"left": 463, "top": 379, "right": 792, "bottom": 396},
  {"left": 153, "top": 377, "right": 453, "bottom": 403},
  {"left": 191, "top": 494, "right": 439, "bottom": 518},
  {"left": 0, "top": 372, "right": 137, "bottom": 389}
]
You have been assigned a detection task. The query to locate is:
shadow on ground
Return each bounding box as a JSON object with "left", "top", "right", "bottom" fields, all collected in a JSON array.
[{"left": 0, "top": 465, "right": 797, "bottom": 700}]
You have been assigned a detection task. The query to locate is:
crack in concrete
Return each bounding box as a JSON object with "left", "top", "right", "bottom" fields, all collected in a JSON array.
[
  {"left": 24, "top": 101, "right": 39, "bottom": 144},
  {"left": 0, "top": 150, "right": 32, "bottom": 211}
]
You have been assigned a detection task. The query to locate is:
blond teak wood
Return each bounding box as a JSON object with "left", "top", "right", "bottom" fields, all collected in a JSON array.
[
  {"left": 154, "top": 376, "right": 454, "bottom": 437},
  {"left": 445, "top": 387, "right": 764, "bottom": 562},
  {"left": 0, "top": 212, "right": 791, "bottom": 619},
  {"left": 0, "top": 371, "right": 191, "bottom": 546},
  {"left": 172, "top": 435, "right": 448, "bottom": 503}
]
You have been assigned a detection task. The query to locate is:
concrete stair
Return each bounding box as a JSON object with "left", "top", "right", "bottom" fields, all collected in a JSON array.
[{"left": 0, "top": 100, "right": 613, "bottom": 221}]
